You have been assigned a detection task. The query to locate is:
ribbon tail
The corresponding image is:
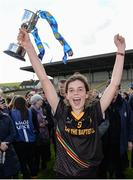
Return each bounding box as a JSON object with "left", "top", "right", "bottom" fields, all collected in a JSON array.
[{"left": 31, "top": 27, "right": 45, "bottom": 60}]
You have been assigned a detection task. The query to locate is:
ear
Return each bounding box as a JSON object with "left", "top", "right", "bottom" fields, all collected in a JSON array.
[{"left": 85, "top": 92, "right": 89, "bottom": 99}]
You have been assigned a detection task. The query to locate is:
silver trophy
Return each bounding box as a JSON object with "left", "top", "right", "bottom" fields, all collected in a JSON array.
[{"left": 4, "top": 9, "right": 39, "bottom": 61}]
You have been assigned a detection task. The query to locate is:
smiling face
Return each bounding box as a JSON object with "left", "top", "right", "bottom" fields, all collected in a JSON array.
[{"left": 66, "top": 80, "right": 89, "bottom": 114}]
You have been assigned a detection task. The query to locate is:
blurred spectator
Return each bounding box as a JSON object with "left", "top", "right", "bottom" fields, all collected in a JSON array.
[
  {"left": 57, "top": 79, "right": 66, "bottom": 100},
  {"left": 25, "top": 90, "right": 36, "bottom": 108},
  {"left": 98, "top": 87, "right": 133, "bottom": 178},
  {"left": 122, "top": 91, "right": 129, "bottom": 101},
  {"left": 128, "top": 83, "right": 133, "bottom": 111},
  {"left": 30, "top": 94, "right": 51, "bottom": 173},
  {"left": 10, "top": 96, "right": 37, "bottom": 179},
  {"left": 0, "top": 109, "right": 20, "bottom": 178},
  {"left": 0, "top": 96, "right": 9, "bottom": 114}
]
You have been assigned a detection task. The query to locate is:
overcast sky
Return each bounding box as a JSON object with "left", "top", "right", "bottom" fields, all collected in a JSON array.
[{"left": 0, "top": 0, "right": 133, "bottom": 83}]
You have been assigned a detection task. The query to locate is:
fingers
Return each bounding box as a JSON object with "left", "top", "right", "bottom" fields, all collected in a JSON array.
[
  {"left": 114, "top": 34, "right": 124, "bottom": 41},
  {"left": 17, "top": 29, "right": 23, "bottom": 44},
  {"left": 17, "top": 28, "right": 27, "bottom": 45}
]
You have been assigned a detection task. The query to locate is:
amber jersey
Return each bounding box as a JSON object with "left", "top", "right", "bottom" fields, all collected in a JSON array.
[{"left": 54, "top": 99, "right": 103, "bottom": 177}]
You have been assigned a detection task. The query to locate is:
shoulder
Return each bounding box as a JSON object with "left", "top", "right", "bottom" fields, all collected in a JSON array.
[
  {"left": 86, "top": 99, "right": 101, "bottom": 111},
  {"left": 54, "top": 99, "right": 68, "bottom": 117},
  {"left": 0, "top": 112, "right": 11, "bottom": 122},
  {"left": 86, "top": 100, "right": 103, "bottom": 121}
]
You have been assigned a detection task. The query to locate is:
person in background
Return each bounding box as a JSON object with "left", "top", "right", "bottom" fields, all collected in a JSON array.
[
  {"left": 128, "top": 83, "right": 133, "bottom": 110},
  {"left": 17, "top": 28, "right": 126, "bottom": 178},
  {"left": 128, "top": 83, "right": 133, "bottom": 170},
  {"left": 57, "top": 79, "right": 66, "bottom": 100},
  {"left": 0, "top": 96, "right": 9, "bottom": 114},
  {"left": 39, "top": 90, "right": 55, "bottom": 158},
  {"left": 30, "top": 94, "right": 50, "bottom": 174},
  {"left": 25, "top": 90, "right": 36, "bottom": 108},
  {"left": 0, "top": 103, "right": 20, "bottom": 179},
  {"left": 10, "top": 96, "right": 37, "bottom": 179},
  {"left": 122, "top": 91, "right": 129, "bottom": 101},
  {"left": 98, "top": 85, "right": 133, "bottom": 179}
]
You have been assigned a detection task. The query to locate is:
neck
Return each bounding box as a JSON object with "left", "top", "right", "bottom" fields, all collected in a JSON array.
[{"left": 72, "top": 109, "right": 84, "bottom": 116}]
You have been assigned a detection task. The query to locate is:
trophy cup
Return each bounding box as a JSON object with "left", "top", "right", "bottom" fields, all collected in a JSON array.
[
  {"left": 4, "top": 9, "right": 73, "bottom": 63},
  {"left": 4, "top": 9, "right": 39, "bottom": 61}
]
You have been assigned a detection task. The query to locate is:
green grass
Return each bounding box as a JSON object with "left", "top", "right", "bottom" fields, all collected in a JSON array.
[
  {"left": 37, "top": 144, "right": 55, "bottom": 179},
  {"left": 0, "top": 82, "right": 21, "bottom": 87},
  {"left": 124, "top": 151, "right": 133, "bottom": 179},
  {"left": 37, "top": 147, "right": 133, "bottom": 179}
]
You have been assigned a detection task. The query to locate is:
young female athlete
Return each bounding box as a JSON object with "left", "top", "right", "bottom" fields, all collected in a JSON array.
[{"left": 17, "top": 28, "right": 126, "bottom": 178}]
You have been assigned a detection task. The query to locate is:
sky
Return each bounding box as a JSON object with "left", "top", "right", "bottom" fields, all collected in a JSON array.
[{"left": 0, "top": 0, "right": 133, "bottom": 83}]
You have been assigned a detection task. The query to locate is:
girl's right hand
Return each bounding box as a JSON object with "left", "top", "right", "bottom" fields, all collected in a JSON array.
[{"left": 17, "top": 28, "right": 31, "bottom": 48}]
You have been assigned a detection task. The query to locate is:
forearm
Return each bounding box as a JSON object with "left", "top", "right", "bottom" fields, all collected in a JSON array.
[
  {"left": 25, "top": 42, "right": 59, "bottom": 112},
  {"left": 110, "top": 49, "right": 125, "bottom": 87}
]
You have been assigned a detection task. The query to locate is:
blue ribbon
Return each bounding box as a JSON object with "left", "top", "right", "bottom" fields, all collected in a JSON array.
[
  {"left": 31, "top": 27, "right": 45, "bottom": 60},
  {"left": 31, "top": 10, "right": 73, "bottom": 64}
]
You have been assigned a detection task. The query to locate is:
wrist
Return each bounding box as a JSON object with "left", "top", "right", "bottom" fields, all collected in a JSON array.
[
  {"left": 117, "top": 47, "right": 125, "bottom": 54},
  {"left": 116, "top": 52, "right": 125, "bottom": 56},
  {"left": 24, "top": 42, "right": 33, "bottom": 50}
]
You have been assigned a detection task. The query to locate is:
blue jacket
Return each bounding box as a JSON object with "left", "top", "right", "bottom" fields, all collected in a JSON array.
[{"left": 10, "top": 108, "right": 36, "bottom": 142}]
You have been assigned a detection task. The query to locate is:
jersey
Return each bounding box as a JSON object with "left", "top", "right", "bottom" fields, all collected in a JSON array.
[{"left": 54, "top": 99, "right": 103, "bottom": 177}]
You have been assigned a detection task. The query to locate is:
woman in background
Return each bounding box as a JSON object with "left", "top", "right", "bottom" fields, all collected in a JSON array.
[
  {"left": 10, "top": 96, "right": 37, "bottom": 179},
  {"left": 0, "top": 103, "right": 20, "bottom": 178}
]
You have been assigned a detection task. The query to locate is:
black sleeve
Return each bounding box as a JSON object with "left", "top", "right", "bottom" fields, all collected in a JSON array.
[
  {"left": 4, "top": 115, "right": 16, "bottom": 143},
  {"left": 128, "top": 95, "right": 133, "bottom": 111},
  {"left": 31, "top": 108, "right": 40, "bottom": 134},
  {"left": 54, "top": 99, "right": 66, "bottom": 122},
  {"left": 90, "top": 101, "right": 103, "bottom": 126}
]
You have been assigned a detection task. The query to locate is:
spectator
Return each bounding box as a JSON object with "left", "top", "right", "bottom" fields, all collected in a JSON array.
[
  {"left": 10, "top": 96, "right": 37, "bottom": 179},
  {"left": 98, "top": 87, "right": 133, "bottom": 178},
  {"left": 0, "top": 108, "right": 20, "bottom": 178},
  {"left": 30, "top": 94, "right": 50, "bottom": 173},
  {"left": 25, "top": 90, "right": 36, "bottom": 108},
  {"left": 57, "top": 79, "right": 66, "bottom": 100}
]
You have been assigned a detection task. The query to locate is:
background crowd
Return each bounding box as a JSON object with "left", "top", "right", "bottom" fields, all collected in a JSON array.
[{"left": 0, "top": 78, "right": 133, "bottom": 179}]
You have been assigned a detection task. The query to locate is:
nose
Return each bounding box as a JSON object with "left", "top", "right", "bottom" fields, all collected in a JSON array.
[{"left": 73, "top": 89, "right": 79, "bottom": 95}]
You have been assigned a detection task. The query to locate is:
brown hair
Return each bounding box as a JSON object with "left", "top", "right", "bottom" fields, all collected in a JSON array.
[
  {"left": 64, "top": 74, "right": 97, "bottom": 108},
  {"left": 13, "top": 96, "right": 28, "bottom": 120},
  {"left": 65, "top": 73, "right": 89, "bottom": 93}
]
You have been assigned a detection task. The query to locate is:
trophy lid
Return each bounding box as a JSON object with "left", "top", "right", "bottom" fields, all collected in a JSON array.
[{"left": 4, "top": 43, "right": 26, "bottom": 61}]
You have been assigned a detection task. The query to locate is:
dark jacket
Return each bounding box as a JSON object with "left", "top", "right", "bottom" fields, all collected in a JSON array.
[
  {"left": 105, "top": 94, "right": 133, "bottom": 155},
  {"left": 0, "top": 111, "right": 20, "bottom": 177}
]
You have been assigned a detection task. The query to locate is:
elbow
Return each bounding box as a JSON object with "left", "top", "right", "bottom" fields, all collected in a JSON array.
[{"left": 110, "top": 80, "right": 121, "bottom": 90}]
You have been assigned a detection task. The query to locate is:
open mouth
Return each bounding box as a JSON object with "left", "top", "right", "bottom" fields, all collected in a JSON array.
[{"left": 73, "top": 98, "right": 81, "bottom": 106}]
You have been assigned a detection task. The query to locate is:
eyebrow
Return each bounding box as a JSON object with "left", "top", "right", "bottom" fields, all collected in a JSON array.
[{"left": 68, "top": 86, "right": 84, "bottom": 89}]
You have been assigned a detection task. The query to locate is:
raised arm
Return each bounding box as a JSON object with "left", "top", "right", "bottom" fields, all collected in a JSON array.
[
  {"left": 17, "top": 28, "right": 59, "bottom": 113},
  {"left": 100, "top": 34, "right": 126, "bottom": 113}
]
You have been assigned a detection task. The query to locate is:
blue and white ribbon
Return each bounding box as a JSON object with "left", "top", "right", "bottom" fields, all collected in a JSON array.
[{"left": 31, "top": 10, "right": 73, "bottom": 64}]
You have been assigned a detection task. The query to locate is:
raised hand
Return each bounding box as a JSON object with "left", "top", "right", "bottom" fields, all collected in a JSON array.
[
  {"left": 114, "top": 34, "right": 126, "bottom": 52},
  {"left": 17, "top": 28, "right": 31, "bottom": 48}
]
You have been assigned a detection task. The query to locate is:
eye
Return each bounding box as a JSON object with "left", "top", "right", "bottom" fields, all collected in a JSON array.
[
  {"left": 68, "top": 89, "right": 74, "bottom": 93},
  {"left": 79, "top": 88, "right": 83, "bottom": 91}
]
